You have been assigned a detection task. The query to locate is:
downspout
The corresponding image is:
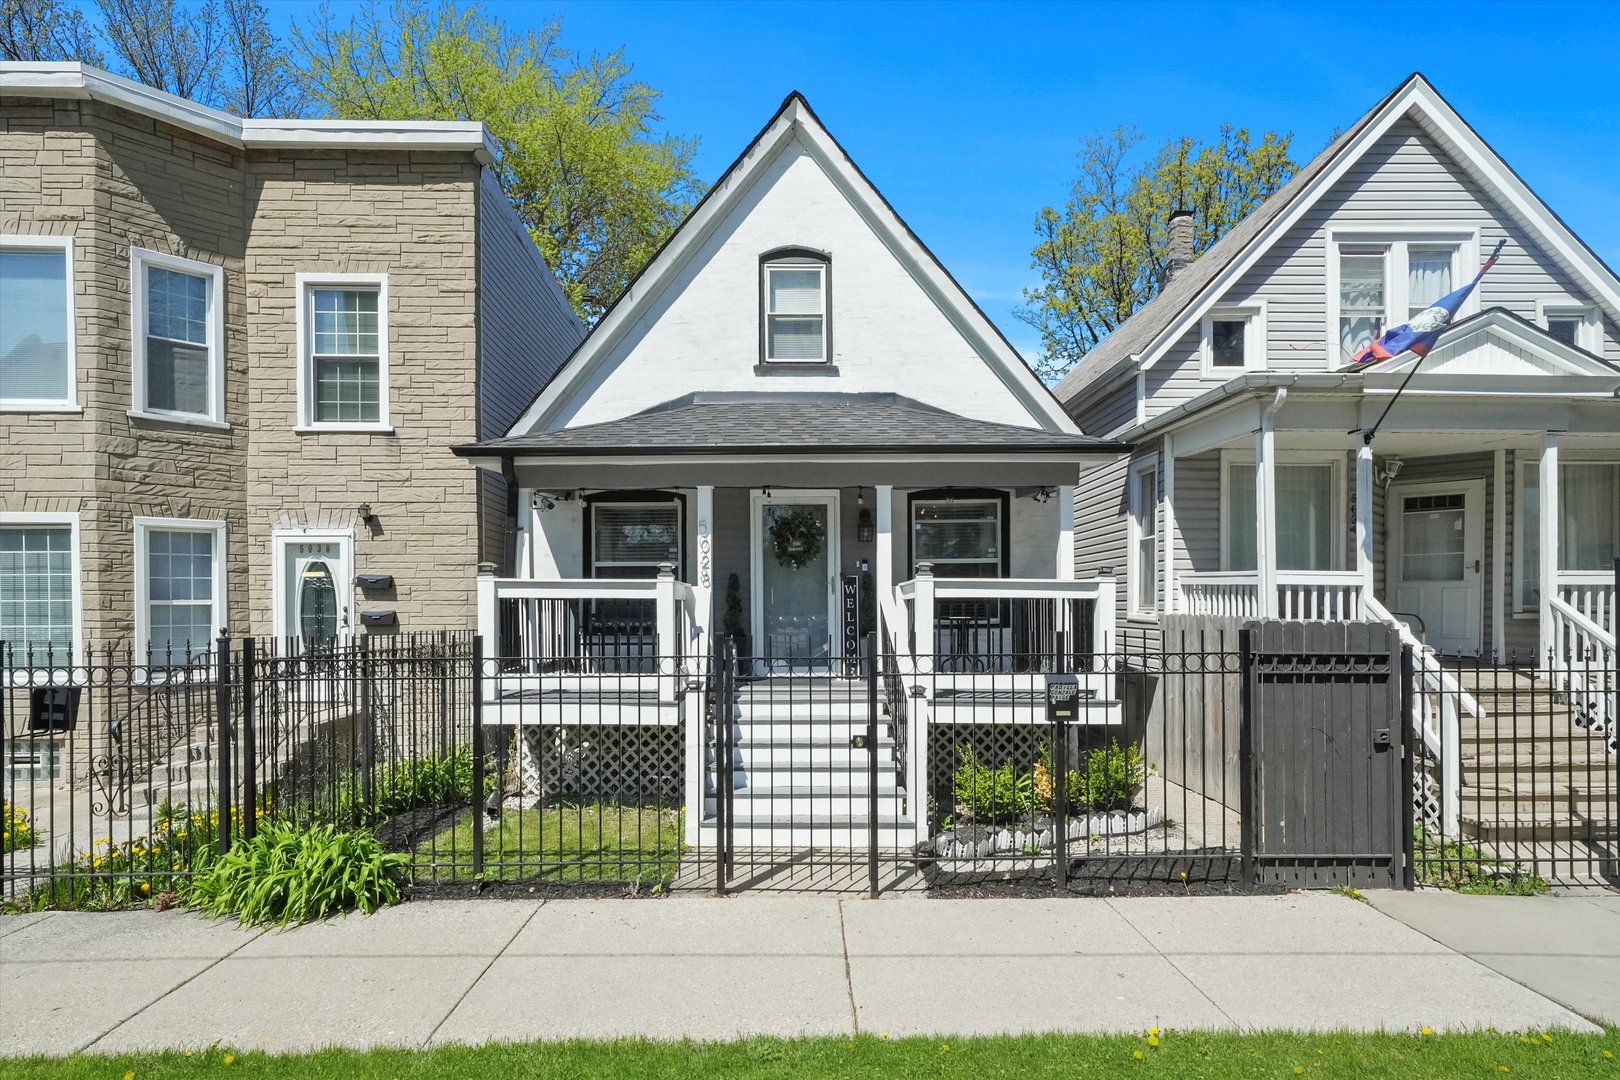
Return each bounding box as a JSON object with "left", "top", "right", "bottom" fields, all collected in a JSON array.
[{"left": 501, "top": 455, "right": 519, "bottom": 578}]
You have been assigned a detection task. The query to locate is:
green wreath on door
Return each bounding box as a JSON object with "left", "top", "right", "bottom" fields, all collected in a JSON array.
[{"left": 768, "top": 507, "right": 825, "bottom": 570}]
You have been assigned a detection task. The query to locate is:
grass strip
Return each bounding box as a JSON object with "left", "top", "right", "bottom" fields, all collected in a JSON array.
[{"left": 3, "top": 1029, "right": 1615, "bottom": 1079}]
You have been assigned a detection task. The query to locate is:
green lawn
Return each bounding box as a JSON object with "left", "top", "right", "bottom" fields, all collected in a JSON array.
[
  {"left": 3, "top": 1030, "right": 1615, "bottom": 1079},
  {"left": 412, "top": 802, "right": 682, "bottom": 888}
]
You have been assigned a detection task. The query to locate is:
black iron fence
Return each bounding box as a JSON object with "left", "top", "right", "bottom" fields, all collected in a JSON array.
[{"left": 5, "top": 621, "right": 1613, "bottom": 905}]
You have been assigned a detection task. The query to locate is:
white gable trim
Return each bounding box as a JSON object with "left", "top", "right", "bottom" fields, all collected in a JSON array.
[
  {"left": 507, "top": 95, "right": 1077, "bottom": 437},
  {"left": 1376, "top": 309, "right": 1618, "bottom": 379},
  {"left": 1138, "top": 76, "right": 1620, "bottom": 375}
]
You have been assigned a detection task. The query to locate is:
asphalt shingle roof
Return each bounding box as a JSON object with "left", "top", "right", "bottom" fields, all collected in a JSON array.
[{"left": 454, "top": 392, "right": 1125, "bottom": 458}]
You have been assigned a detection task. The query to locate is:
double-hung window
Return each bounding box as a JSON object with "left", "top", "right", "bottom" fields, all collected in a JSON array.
[
  {"left": 1516, "top": 461, "right": 1619, "bottom": 610},
  {"left": 1333, "top": 237, "right": 1466, "bottom": 360},
  {"left": 589, "top": 501, "right": 682, "bottom": 579},
  {"left": 760, "top": 251, "right": 829, "bottom": 365},
  {"left": 1130, "top": 463, "right": 1159, "bottom": 616},
  {"left": 1222, "top": 456, "right": 1341, "bottom": 572},
  {"left": 135, "top": 517, "right": 227, "bottom": 657},
  {"left": 297, "top": 275, "right": 388, "bottom": 429},
  {"left": 0, "top": 237, "right": 75, "bottom": 409},
  {"left": 0, "top": 515, "right": 80, "bottom": 656},
  {"left": 131, "top": 249, "right": 225, "bottom": 425}
]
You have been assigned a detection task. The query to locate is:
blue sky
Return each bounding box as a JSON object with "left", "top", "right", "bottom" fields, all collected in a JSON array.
[{"left": 268, "top": 0, "right": 1620, "bottom": 358}]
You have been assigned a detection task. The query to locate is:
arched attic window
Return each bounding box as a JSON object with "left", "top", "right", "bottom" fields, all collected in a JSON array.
[{"left": 759, "top": 247, "right": 833, "bottom": 371}]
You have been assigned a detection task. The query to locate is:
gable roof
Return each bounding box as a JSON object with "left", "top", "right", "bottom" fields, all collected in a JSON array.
[
  {"left": 1053, "top": 73, "right": 1620, "bottom": 410},
  {"left": 457, "top": 392, "right": 1121, "bottom": 459},
  {"left": 505, "top": 92, "right": 1080, "bottom": 437},
  {"left": 1377, "top": 306, "right": 1620, "bottom": 378}
]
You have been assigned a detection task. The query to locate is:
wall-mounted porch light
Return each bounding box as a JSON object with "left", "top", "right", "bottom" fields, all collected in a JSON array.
[
  {"left": 357, "top": 502, "right": 376, "bottom": 525},
  {"left": 1031, "top": 487, "right": 1052, "bottom": 503}
]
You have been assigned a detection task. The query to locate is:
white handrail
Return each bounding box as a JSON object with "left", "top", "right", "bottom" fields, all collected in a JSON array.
[{"left": 1547, "top": 594, "right": 1615, "bottom": 754}]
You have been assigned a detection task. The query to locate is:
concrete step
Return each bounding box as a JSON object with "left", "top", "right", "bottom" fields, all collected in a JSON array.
[
  {"left": 729, "top": 791, "right": 906, "bottom": 818},
  {"left": 725, "top": 764, "right": 898, "bottom": 794},
  {"left": 697, "top": 820, "right": 917, "bottom": 849},
  {"left": 726, "top": 742, "right": 895, "bottom": 769},
  {"left": 725, "top": 718, "right": 883, "bottom": 742},
  {"left": 1462, "top": 816, "right": 1620, "bottom": 843}
]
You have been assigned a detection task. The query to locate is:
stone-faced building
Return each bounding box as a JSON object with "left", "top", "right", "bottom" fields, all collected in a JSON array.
[{"left": 0, "top": 62, "right": 582, "bottom": 655}]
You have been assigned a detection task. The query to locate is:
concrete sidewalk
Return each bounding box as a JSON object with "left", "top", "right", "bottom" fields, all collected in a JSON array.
[{"left": 0, "top": 891, "right": 1609, "bottom": 1057}]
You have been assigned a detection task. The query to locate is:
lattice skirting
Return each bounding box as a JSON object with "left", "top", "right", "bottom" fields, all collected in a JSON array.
[
  {"left": 927, "top": 722, "right": 1050, "bottom": 801},
  {"left": 510, "top": 723, "right": 685, "bottom": 803}
]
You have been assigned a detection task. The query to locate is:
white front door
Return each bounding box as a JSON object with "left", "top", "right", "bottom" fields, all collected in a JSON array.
[
  {"left": 1388, "top": 479, "right": 1485, "bottom": 656},
  {"left": 273, "top": 533, "right": 354, "bottom": 649},
  {"left": 751, "top": 491, "right": 839, "bottom": 671}
]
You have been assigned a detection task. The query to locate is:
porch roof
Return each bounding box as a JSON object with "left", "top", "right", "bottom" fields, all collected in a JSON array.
[{"left": 454, "top": 392, "right": 1126, "bottom": 460}]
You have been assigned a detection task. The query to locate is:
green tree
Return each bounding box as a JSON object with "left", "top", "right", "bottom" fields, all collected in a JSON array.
[
  {"left": 295, "top": 0, "right": 699, "bottom": 320},
  {"left": 1, "top": 0, "right": 104, "bottom": 64},
  {"left": 1021, "top": 124, "right": 1296, "bottom": 383}
]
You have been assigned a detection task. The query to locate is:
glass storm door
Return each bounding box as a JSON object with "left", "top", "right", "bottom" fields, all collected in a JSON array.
[
  {"left": 283, "top": 540, "right": 351, "bottom": 650},
  {"left": 754, "top": 495, "right": 838, "bottom": 669},
  {"left": 1388, "top": 480, "right": 1484, "bottom": 656}
]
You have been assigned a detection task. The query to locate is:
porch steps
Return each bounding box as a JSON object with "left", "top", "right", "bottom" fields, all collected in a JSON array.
[
  {"left": 1440, "top": 665, "right": 1617, "bottom": 846},
  {"left": 702, "top": 677, "right": 916, "bottom": 848}
]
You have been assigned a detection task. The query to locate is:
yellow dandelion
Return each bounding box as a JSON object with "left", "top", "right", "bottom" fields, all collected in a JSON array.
[
  {"left": 1541, "top": 1033, "right": 1553, "bottom": 1043},
  {"left": 139, "top": 882, "right": 150, "bottom": 893},
  {"left": 185, "top": 1051, "right": 193, "bottom": 1057},
  {"left": 224, "top": 1054, "right": 236, "bottom": 1065},
  {"left": 1149, "top": 1026, "right": 1161, "bottom": 1036},
  {"left": 1499, "top": 1067, "right": 1511, "bottom": 1074},
  {"left": 941, "top": 1044, "right": 950, "bottom": 1052},
  {"left": 1295, "top": 1068, "right": 1305, "bottom": 1076},
  {"left": 1421, "top": 1026, "right": 1433, "bottom": 1036},
  {"left": 1147, "top": 1034, "right": 1160, "bottom": 1047},
  {"left": 123, "top": 1071, "right": 134, "bottom": 1080},
  {"left": 1133, "top": 1050, "right": 1144, "bottom": 1061},
  {"left": 1602, "top": 1049, "right": 1614, "bottom": 1059}
]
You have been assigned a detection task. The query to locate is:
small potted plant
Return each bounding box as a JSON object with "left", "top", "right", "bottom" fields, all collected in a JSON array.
[{"left": 722, "top": 573, "right": 749, "bottom": 659}]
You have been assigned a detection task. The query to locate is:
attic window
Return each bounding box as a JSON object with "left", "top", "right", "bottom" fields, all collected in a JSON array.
[
  {"left": 1541, "top": 303, "right": 1600, "bottom": 353},
  {"left": 760, "top": 250, "right": 831, "bottom": 368}
]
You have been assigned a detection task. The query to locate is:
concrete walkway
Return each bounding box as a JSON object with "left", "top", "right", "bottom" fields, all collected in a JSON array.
[{"left": 0, "top": 891, "right": 1609, "bottom": 1057}]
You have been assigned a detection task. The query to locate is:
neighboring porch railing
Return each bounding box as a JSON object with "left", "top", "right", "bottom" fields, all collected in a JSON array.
[
  {"left": 1547, "top": 594, "right": 1616, "bottom": 755},
  {"left": 1179, "top": 571, "right": 1367, "bottom": 621},
  {"left": 475, "top": 566, "right": 700, "bottom": 704},
  {"left": 1557, "top": 574, "right": 1615, "bottom": 639},
  {"left": 894, "top": 566, "right": 1115, "bottom": 675}
]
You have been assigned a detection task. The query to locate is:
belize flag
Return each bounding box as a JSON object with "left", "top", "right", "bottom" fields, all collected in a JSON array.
[{"left": 1346, "top": 239, "right": 1506, "bottom": 369}]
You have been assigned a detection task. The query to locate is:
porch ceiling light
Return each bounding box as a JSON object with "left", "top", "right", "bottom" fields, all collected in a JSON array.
[
  {"left": 1032, "top": 487, "right": 1052, "bottom": 503},
  {"left": 531, "top": 492, "right": 556, "bottom": 511}
]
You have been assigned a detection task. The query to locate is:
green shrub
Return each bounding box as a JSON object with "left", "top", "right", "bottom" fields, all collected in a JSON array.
[
  {"left": 1034, "top": 739, "right": 1146, "bottom": 813},
  {"left": 1413, "top": 826, "right": 1550, "bottom": 895},
  {"left": 951, "top": 744, "right": 1033, "bottom": 822},
  {"left": 187, "top": 821, "right": 408, "bottom": 926}
]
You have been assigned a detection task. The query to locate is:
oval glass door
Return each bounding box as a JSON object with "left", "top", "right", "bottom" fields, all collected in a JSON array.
[{"left": 298, "top": 557, "right": 339, "bottom": 646}]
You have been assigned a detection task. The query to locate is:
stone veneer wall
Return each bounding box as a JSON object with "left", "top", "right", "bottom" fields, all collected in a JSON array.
[{"left": 0, "top": 96, "right": 485, "bottom": 644}]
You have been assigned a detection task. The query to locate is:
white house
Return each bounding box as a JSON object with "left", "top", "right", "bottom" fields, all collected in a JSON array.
[
  {"left": 1055, "top": 73, "right": 1619, "bottom": 843},
  {"left": 454, "top": 93, "right": 1126, "bottom": 846}
]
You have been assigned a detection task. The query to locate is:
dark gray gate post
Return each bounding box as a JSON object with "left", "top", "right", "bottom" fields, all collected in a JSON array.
[
  {"left": 1238, "top": 626, "right": 1256, "bottom": 886},
  {"left": 1398, "top": 640, "right": 1416, "bottom": 890},
  {"left": 241, "top": 637, "right": 257, "bottom": 843},
  {"left": 470, "top": 635, "right": 485, "bottom": 880},
  {"left": 215, "top": 634, "right": 233, "bottom": 855}
]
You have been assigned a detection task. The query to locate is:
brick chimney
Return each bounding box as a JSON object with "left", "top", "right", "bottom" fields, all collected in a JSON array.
[{"left": 1166, "top": 209, "right": 1195, "bottom": 282}]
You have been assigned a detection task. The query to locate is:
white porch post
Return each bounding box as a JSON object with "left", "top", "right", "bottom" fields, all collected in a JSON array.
[
  {"left": 1057, "top": 484, "right": 1075, "bottom": 581},
  {"left": 1539, "top": 433, "right": 1559, "bottom": 664},
  {"left": 913, "top": 561, "right": 936, "bottom": 672},
  {"left": 1256, "top": 393, "right": 1283, "bottom": 618},
  {"left": 476, "top": 563, "right": 497, "bottom": 704},
  {"left": 1355, "top": 442, "right": 1374, "bottom": 606},
  {"left": 875, "top": 484, "right": 895, "bottom": 646},
  {"left": 693, "top": 485, "right": 715, "bottom": 645},
  {"left": 655, "top": 562, "right": 677, "bottom": 703},
  {"left": 1492, "top": 451, "right": 1507, "bottom": 660},
  {"left": 1160, "top": 435, "right": 1176, "bottom": 613}
]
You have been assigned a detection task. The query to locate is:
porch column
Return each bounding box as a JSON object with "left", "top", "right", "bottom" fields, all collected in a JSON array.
[
  {"left": 1539, "top": 433, "right": 1559, "bottom": 664},
  {"left": 875, "top": 484, "right": 895, "bottom": 648},
  {"left": 1160, "top": 434, "right": 1176, "bottom": 613},
  {"left": 1355, "top": 442, "right": 1374, "bottom": 599},
  {"left": 1493, "top": 451, "right": 1507, "bottom": 660},
  {"left": 1057, "top": 484, "right": 1075, "bottom": 580},
  {"left": 1255, "top": 392, "right": 1284, "bottom": 617},
  {"left": 694, "top": 485, "right": 715, "bottom": 644}
]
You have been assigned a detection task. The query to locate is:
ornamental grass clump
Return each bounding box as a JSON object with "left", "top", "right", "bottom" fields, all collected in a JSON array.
[{"left": 187, "top": 821, "right": 408, "bottom": 926}]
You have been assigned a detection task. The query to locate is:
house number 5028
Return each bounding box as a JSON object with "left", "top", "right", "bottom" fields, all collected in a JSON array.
[{"left": 697, "top": 519, "right": 712, "bottom": 588}]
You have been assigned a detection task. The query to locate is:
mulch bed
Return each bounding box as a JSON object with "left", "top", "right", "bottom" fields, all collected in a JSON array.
[{"left": 926, "top": 849, "right": 1289, "bottom": 898}]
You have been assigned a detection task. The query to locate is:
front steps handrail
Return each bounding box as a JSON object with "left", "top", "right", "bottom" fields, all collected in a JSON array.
[{"left": 1547, "top": 594, "right": 1616, "bottom": 755}]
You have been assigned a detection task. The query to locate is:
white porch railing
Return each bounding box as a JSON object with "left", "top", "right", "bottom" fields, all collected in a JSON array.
[
  {"left": 474, "top": 565, "right": 701, "bottom": 705},
  {"left": 1557, "top": 574, "right": 1615, "bottom": 640},
  {"left": 894, "top": 567, "right": 1116, "bottom": 675},
  {"left": 1547, "top": 594, "right": 1616, "bottom": 754},
  {"left": 1179, "top": 571, "right": 1367, "bottom": 621}
]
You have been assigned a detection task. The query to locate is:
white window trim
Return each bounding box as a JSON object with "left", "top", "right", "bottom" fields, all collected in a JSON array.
[
  {"left": 762, "top": 261, "right": 828, "bottom": 364},
  {"left": 1218, "top": 450, "right": 1347, "bottom": 572},
  {"left": 1514, "top": 453, "right": 1620, "bottom": 614},
  {"left": 1535, "top": 298, "right": 1603, "bottom": 354},
  {"left": 1127, "top": 455, "right": 1159, "bottom": 619},
  {"left": 0, "top": 235, "right": 79, "bottom": 412},
  {"left": 294, "top": 272, "right": 392, "bottom": 432},
  {"left": 1325, "top": 229, "right": 1479, "bottom": 367},
  {"left": 133, "top": 516, "right": 228, "bottom": 656},
  {"left": 128, "top": 247, "right": 228, "bottom": 428},
  {"left": 0, "top": 511, "right": 83, "bottom": 656},
  {"left": 1200, "top": 301, "right": 1268, "bottom": 379}
]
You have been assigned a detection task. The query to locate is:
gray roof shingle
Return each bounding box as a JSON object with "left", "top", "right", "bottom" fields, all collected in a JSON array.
[{"left": 454, "top": 392, "right": 1125, "bottom": 458}]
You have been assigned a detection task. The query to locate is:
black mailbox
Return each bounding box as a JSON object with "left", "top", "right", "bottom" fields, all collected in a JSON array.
[
  {"left": 360, "top": 610, "right": 398, "bottom": 627},
  {"left": 355, "top": 574, "right": 395, "bottom": 590},
  {"left": 1045, "top": 675, "right": 1081, "bottom": 723},
  {"left": 29, "top": 686, "right": 81, "bottom": 733}
]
